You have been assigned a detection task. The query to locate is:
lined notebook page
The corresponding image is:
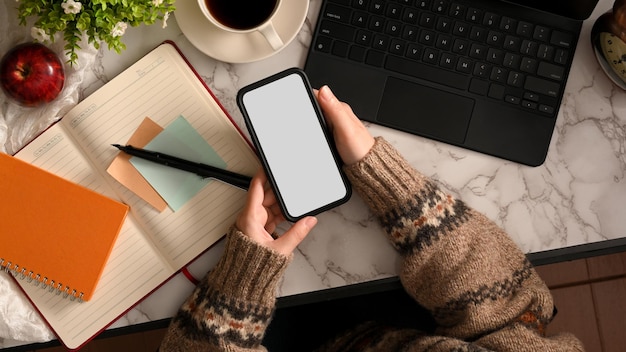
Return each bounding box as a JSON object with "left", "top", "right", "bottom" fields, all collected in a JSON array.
[
  {"left": 15, "top": 124, "right": 171, "bottom": 350},
  {"left": 14, "top": 42, "right": 259, "bottom": 350},
  {"left": 63, "top": 42, "right": 258, "bottom": 269}
]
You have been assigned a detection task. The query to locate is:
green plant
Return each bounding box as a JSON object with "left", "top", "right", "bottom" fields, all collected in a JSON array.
[{"left": 15, "top": 0, "right": 175, "bottom": 66}]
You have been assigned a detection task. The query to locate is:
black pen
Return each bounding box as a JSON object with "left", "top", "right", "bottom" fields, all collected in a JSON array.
[{"left": 112, "top": 144, "right": 251, "bottom": 190}]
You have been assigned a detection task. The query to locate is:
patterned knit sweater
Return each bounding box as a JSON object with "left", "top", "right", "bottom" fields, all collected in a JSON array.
[{"left": 159, "top": 137, "right": 584, "bottom": 351}]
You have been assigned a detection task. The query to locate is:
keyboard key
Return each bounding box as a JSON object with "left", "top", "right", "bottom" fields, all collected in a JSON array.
[
  {"left": 523, "top": 92, "right": 540, "bottom": 101},
  {"left": 423, "top": 47, "right": 439, "bottom": 63},
  {"left": 520, "top": 39, "right": 538, "bottom": 56},
  {"left": 469, "top": 78, "right": 489, "bottom": 95},
  {"left": 440, "top": 52, "right": 457, "bottom": 69},
  {"left": 456, "top": 57, "right": 473, "bottom": 73},
  {"left": 533, "top": 25, "right": 550, "bottom": 41},
  {"left": 406, "top": 43, "right": 423, "bottom": 59},
  {"left": 436, "top": 17, "right": 453, "bottom": 32},
  {"left": 369, "top": 16, "right": 386, "bottom": 31},
  {"left": 469, "top": 26, "right": 487, "bottom": 41},
  {"left": 432, "top": 0, "right": 448, "bottom": 13},
  {"left": 370, "top": 0, "right": 385, "bottom": 14},
  {"left": 537, "top": 44, "right": 554, "bottom": 60},
  {"left": 554, "top": 48, "right": 568, "bottom": 64},
  {"left": 365, "top": 50, "right": 385, "bottom": 66},
  {"left": 449, "top": 3, "right": 467, "bottom": 18},
  {"left": 415, "top": 0, "right": 431, "bottom": 9},
  {"left": 539, "top": 104, "right": 555, "bottom": 115},
  {"left": 349, "top": 45, "right": 367, "bottom": 61},
  {"left": 483, "top": 12, "right": 500, "bottom": 28},
  {"left": 372, "top": 34, "right": 390, "bottom": 50},
  {"left": 524, "top": 76, "right": 559, "bottom": 97},
  {"left": 314, "top": 36, "right": 333, "bottom": 53},
  {"left": 503, "top": 52, "right": 521, "bottom": 69},
  {"left": 332, "top": 41, "right": 350, "bottom": 57},
  {"left": 389, "top": 38, "right": 406, "bottom": 54},
  {"left": 507, "top": 71, "right": 524, "bottom": 87},
  {"left": 352, "top": 12, "right": 369, "bottom": 27},
  {"left": 473, "top": 62, "right": 491, "bottom": 78},
  {"left": 403, "top": 8, "right": 419, "bottom": 24},
  {"left": 520, "top": 57, "right": 538, "bottom": 73},
  {"left": 550, "top": 30, "right": 573, "bottom": 48},
  {"left": 325, "top": 3, "right": 352, "bottom": 23},
  {"left": 486, "top": 48, "right": 504, "bottom": 64},
  {"left": 503, "top": 35, "right": 521, "bottom": 51},
  {"left": 521, "top": 100, "right": 537, "bottom": 109},
  {"left": 352, "top": 0, "right": 368, "bottom": 9},
  {"left": 537, "top": 61, "right": 565, "bottom": 81},
  {"left": 403, "top": 26, "right": 419, "bottom": 41},
  {"left": 386, "top": 3, "right": 403, "bottom": 19},
  {"left": 466, "top": 8, "right": 483, "bottom": 23},
  {"left": 490, "top": 67, "right": 508, "bottom": 83},
  {"left": 320, "top": 20, "right": 356, "bottom": 42},
  {"left": 505, "top": 95, "right": 521, "bottom": 104},
  {"left": 356, "top": 29, "right": 373, "bottom": 45},
  {"left": 420, "top": 12, "right": 436, "bottom": 28},
  {"left": 436, "top": 34, "right": 453, "bottom": 50},
  {"left": 516, "top": 21, "right": 533, "bottom": 37},
  {"left": 386, "top": 20, "right": 403, "bottom": 36},
  {"left": 469, "top": 43, "right": 488, "bottom": 59},
  {"left": 488, "top": 83, "right": 505, "bottom": 99},
  {"left": 419, "top": 29, "right": 436, "bottom": 45},
  {"left": 453, "top": 22, "right": 471, "bottom": 37},
  {"left": 499, "top": 17, "right": 517, "bottom": 33},
  {"left": 486, "top": 31, "right": 504, "bottom": 47},
  {"left": 453, "top": 38, "right": 469, "bottom": 55},
  {"left": 385, "top": 55, "right": 471, "bottom": 90}
]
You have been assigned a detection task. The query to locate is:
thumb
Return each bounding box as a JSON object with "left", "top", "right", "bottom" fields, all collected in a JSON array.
[
  {"left": 274, "top": 216, "right": 318, "bottom": 255},
  {"left": 317, "top": 85, "right": 342, "bottom": 128}
]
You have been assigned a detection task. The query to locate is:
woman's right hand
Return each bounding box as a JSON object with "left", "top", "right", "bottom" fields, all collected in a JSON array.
[{"left": 315, "top": 85, "right": 375, "bottom": 165}]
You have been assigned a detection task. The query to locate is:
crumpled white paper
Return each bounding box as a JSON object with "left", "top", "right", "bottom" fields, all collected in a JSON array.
[
  {"left": 0, "top": 271, "right": 54, "bottom": 342},
  {"left": 0, "top": 1, "right": 98, "bottom": 343}
]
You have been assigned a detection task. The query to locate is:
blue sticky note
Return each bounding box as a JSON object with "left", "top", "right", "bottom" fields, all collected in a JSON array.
[{"left": 130, "top": 116, "right": 226, "bottom": 211}]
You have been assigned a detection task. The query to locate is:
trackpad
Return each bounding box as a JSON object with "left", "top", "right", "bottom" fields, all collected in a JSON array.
[{"left": 378, "top": 78, "right": 474, "bottom": 144}]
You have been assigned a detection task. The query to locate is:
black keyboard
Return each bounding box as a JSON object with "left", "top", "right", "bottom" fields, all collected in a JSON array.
[{"left": 312, "top": 0, "right": 575, "bottom": 117}]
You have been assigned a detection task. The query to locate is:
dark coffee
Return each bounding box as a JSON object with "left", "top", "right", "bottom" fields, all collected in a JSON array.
[{"left": 205, "top": 0, "right": 278, "bottom": 30}]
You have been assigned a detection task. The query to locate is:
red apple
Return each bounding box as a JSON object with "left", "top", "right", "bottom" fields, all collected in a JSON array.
[{"left": 0, "top": 42, "right": 65, "bottom": 107}]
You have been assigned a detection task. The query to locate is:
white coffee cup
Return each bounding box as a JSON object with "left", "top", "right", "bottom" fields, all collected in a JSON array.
[{"left": 198, "top": 0, "right": 284, "bottom": 51}]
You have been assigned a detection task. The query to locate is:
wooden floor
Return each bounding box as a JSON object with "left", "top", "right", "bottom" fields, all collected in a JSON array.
[{"left": 29, "top": 251, "right": 626, "bottom": 352}]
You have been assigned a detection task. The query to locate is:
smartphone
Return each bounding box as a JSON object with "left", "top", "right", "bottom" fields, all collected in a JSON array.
[{"left": 237, "top": 68, "right": 351, "bottom": 222}]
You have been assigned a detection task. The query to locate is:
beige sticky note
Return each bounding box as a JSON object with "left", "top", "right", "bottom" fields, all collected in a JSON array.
[{"left": 107, "top": 117, "right": 168, "bottom": 212}]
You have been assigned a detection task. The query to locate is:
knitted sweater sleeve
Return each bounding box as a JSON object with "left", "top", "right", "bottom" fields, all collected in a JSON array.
[
  {"left": 159, "top": 226, "right": 290, "bottom": 352},
  {"left": 342, "top": 137, "right": 584, "bottom": 351}
]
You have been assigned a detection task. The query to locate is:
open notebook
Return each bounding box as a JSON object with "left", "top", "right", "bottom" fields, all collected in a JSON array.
[{"left": 12, "top": 41, "right": 260, "bottom": 350}]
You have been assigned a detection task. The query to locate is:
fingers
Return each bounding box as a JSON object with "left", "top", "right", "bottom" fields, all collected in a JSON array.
[
  {"left": 273, "top": 216, "right": 318, "bottom": 255},
  {"left": 316, "top": 85, "right": 375, "bottom": 165},
  {"left": 247, "top": 169, "right": 267, "bottom": 205},
  {"left": 317, "top": 85, "right": 356, "bottom": 127}
]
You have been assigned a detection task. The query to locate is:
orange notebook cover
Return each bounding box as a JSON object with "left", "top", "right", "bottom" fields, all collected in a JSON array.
[{"left": 0, "top": 153, "right": 128, "bottom": 301}]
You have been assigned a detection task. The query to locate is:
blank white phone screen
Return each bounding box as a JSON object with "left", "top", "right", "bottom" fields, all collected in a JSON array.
[{"left": 242, "top": 73, "right": 348, "bottom": 219}]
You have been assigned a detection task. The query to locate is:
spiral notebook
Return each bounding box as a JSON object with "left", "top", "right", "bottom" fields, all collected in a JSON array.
[
  {"left": 0, "top": 153, "right": 128, "bottom": 301},
  {"left": 11, "top": 41, "right": 259, "bottom": 351}
]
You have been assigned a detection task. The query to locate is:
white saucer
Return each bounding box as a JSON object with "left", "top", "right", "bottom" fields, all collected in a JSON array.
[{"left": 175, "top": 1, "right": 309, "bottom": 63}]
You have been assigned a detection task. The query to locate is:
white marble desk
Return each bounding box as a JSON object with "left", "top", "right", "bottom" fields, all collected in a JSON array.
[{"left": 1, "top": 0, "right": 625, "bottom": 349}]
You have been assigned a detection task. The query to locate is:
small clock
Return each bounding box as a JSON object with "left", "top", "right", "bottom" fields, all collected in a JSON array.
[{"left": 591, "top": 0, "right": 626, "bottom": 90}]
